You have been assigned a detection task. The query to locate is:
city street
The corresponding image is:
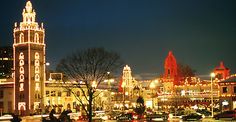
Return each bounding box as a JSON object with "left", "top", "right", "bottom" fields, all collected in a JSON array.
[{"left": 18, "top": 117, "right": 234, "bottom": 122}]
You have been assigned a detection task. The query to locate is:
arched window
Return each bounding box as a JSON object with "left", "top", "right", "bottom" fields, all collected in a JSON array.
[
  {"left": 20, "top": 67, "right": 24, "bottom": 74},
  {"left": 19, "top": 33, "right": 24, "bottom": 43},
  {"left": 19, "top": 53, "right": 24, "bottom": 60},
  {"left": 20, "top": 83, "right": 24, "bottom": 91},
  {"left": 35, "top": 52, "right": 39, "bottom": 59},
  {"left": 35, "top": 74, "right": 40, "bottom": 81},
  {"left": 19, "top": 74, "right": 24, "bottom": 82},
  {"left": 35, "top": 60, "right": 40, "bottom": 66},
  {"left": 35, "top": 67, "right": 40, "bottom": 73},
  {"left": 34, "top": 33, "right": 39, "bottom": 43},
  {"left": 19, "top": 60, "right": 24, "bottom": 66}
]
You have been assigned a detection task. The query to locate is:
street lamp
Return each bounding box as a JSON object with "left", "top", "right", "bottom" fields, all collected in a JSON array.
[
  {"left": 150, "top": 82, "right": 155, "bottom": 110},
  {"left": 210, "top": 72, "right": 215, "bottom": 117}
]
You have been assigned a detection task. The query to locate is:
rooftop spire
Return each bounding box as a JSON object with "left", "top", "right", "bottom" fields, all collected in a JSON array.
[{"left": 22, "top": 1, "right": 36, "bottom": 23}]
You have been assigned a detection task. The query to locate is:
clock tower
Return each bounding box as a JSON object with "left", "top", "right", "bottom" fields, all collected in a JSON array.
[{"left": 13, "top": 1, "right": 45, "bottom": 115}]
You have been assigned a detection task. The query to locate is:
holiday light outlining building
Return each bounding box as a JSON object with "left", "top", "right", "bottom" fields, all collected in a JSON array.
[{"left": 13, "top": 1, "right": 45, "bottom": 115}]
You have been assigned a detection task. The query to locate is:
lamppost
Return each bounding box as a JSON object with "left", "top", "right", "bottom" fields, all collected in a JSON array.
[
  {"left": 150, "top": 82, "right": 155, "bottom": 110},
  {"left": 210, "top": 72, "right": 215, "bottom": 117}
]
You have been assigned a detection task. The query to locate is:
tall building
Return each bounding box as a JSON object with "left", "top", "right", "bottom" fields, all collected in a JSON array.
[
  {"left": 162, "top": 51, "right": 178, "bottom": 93},
  {"left": 13, "top": 1, "right": 45, "bottom": 115},
  {"left": 214, "top": 61, "right": 230, "bottom": 80},
  {"left": 163, "top": 51, "right": 178, "bottom": 81},
  {"left": 0, "top": 46, "right": 13, "bottom": 78}
]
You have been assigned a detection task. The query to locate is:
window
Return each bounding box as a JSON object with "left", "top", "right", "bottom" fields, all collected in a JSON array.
[
  {"left": 19, "top": 33, "right": 24, "bottom": 43},
  {"left": 0, "top": 91, "right": 3, "bottom": 99},
  {"left": 58, "top": 91, "right": 61, "bottom": 97},
  {"left": 234, "top": 86, "right": 236, "bottom": 94},
  {"left": 66, "top": 91, "right": 71, "bottom": 97},
  {"left": 76, "top": 91, "right": 80, "bottom": 96},
  {"left": 34, "top": 33, "right": 39, "bottom": 43},
  {"left": 20, "top": 83, "right": 24, "bottom": 91},
  {"left": 223, "top": 87, "right": 228, "bottom": 93},
  {"left": 51, "top": 91, "right": 56, "bottom": 96},
  {"left": 46, "top": 91, "right": 50, "bottom": 97}
]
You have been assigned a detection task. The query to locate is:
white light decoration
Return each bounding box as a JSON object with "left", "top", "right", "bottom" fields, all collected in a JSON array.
[
  {"left": 20, "top": 83, "right": 24, "bottom": 91},
  {"left": 35, "top": 60, "right": 39, "bottom": 66},
  {"left": 35, "top": 67, "right": 39, "bottom": 73},
  {"left": 35, "top": 52, "right": 39, "bottom": 59},
  {"left": 35, "top": 74, "right": 40, "bottom": 81},
  {"left": 20, "top": 67, "right": 24, "bottom": 74},
  {"left": 19, "top": 52, "right": 25, "bottom": 91},
  {"left": 19, "top": 33, "right": 24, "bottom": 43},
  {"left": 35, "top": 83, "right": 40, "bottom": 91},
  {"left": 19, "top": 53, "right": 24, "bottom": 59},
  {"left": 34, "top": 33, "right": 39, "bottom": 43},
  {"left": 19, "top": 74, "right": 24, "bottom": 82},
  {"left": 13, "top": 1, "right": 45, "bottom": 114},
  {"left": 222, "top": 100, "right": 229, "bottom": 106},
  {"left": 18, "top": 102, "right": 26, "bottom": 110},
  {"left": 19, "top": 60, "right": 24, "bottom": 66}
]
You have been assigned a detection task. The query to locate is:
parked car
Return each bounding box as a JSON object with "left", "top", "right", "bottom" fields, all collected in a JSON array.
[
  {"left": 214, "top": 110, "right": 236, "bottom": 120},
  {"left": 116, "top": 113, "right": 133, "bottom": 120},
  {"left": 146, "top": 112, "right": 168, "bottom": 121},
  {"left": 0, "top": 114, "right": 13, "bottom": 121},
  {"left": 182, "top": 113, "right": 203, "bottom": 121},
  {"left": 196, "top": 109, "right": 211, "bottom": 116}
]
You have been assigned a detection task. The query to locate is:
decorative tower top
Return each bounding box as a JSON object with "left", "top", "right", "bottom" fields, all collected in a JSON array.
[
  {"left": 214, "top": 61, "right": 230, "bottom": 79},
  {"left": 14, "top": 1, "right": 44, "bottom": 31},
  {"left": 14, "top": 1, "right": 45, "bottom": 45},
  {"left": 23, "top": 1, "right": 35, "bottom": 23},
  {"left": 164, "top": 51, "right": 177, "bottom": 79}
]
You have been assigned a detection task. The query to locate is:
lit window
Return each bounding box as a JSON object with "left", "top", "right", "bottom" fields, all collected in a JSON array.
[{"left": 20, "top": 83, "right": 24, "bottom": 91}]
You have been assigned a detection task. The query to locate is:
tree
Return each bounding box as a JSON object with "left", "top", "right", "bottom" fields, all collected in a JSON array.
[
  {"left": 56, "top": 47, "right": 123, "bottom": 122},
  {"left": 177, "top": 63, "right": 196, "bottom": 78},
  {"left": 134, "top": 96, "right": 145, "bottom": 119}
]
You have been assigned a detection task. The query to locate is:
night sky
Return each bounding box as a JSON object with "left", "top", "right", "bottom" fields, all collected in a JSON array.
[{"left": 1, "top": 0, "right": 236, "bottom": 80}]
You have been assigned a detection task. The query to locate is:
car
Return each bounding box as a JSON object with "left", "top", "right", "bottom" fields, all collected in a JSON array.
[
  {"left": 214, "top": 110, "right": 236, "bottom": 120},
  {"left": 182, "top": 113, "right": 203, "bottom": 121},
  {"left": 0, "top": 114, "right": 13, "bottom": 121},
  {"left": 196, "top": 109, "right": 211, "bottom": 116},
  {"left": 116, "top": 113, "right": 133, "bottom": 120},
  {"left": 146, "top": 112, "right": 168, "bottom": 121}
]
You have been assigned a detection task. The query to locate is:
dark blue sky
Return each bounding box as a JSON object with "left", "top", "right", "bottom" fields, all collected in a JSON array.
[{"left": 1, "top": 0, "right": 236, "bottom": 79}]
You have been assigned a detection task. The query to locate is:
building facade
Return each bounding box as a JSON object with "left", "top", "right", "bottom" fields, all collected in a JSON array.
[
  {"left": 218, "top": 75, "right": 236, "bottom": 112},
  {"left": 0, "top": 47, "right": 13, "bottom": 78},
  {"left": 13, "top": 1, "right": 45, "bottom": 115}
]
